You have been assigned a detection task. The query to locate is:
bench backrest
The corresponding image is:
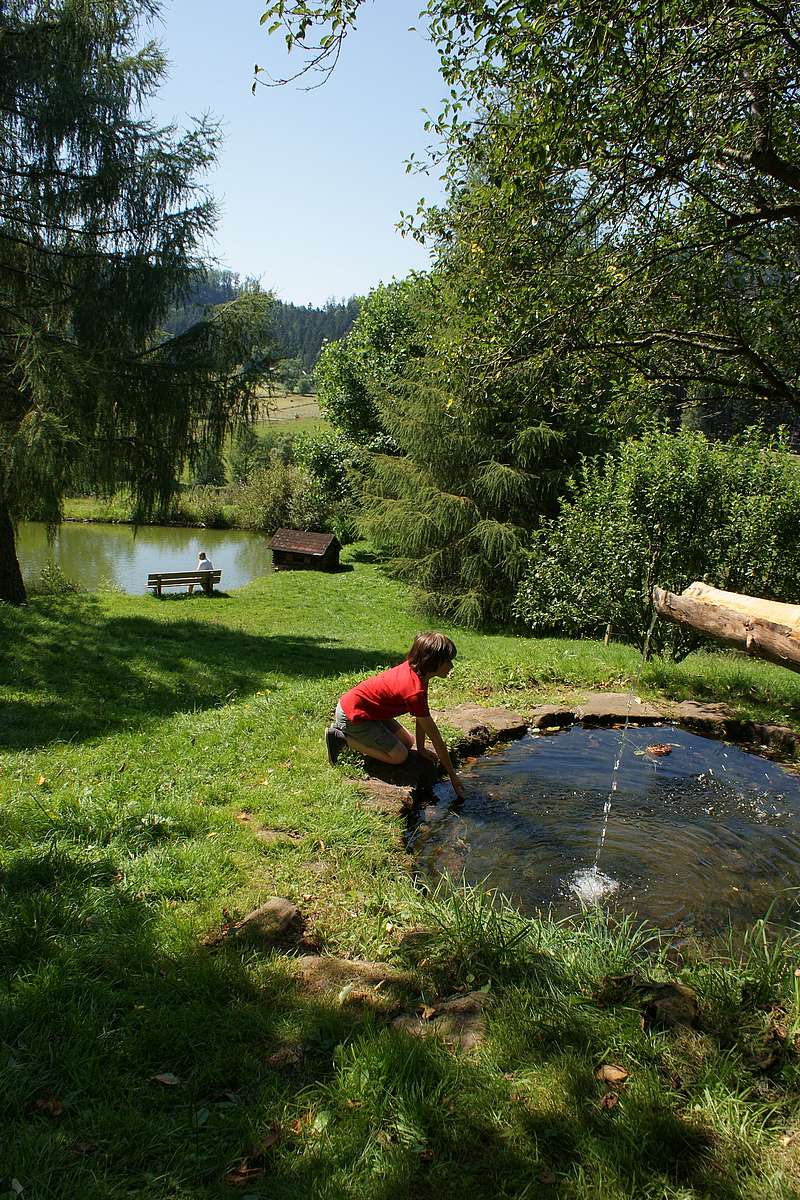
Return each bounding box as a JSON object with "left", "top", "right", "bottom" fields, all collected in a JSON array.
[{"left": 147, "top": 570, "right": 222, "bottom": 583}]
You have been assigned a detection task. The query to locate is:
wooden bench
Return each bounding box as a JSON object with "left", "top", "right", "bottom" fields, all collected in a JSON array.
[{"left": 146, "top": 569, "right": 222, "bottom": 596}]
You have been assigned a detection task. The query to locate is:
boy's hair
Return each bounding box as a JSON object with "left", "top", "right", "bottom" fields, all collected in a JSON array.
[{"left": 407, "top": 632, "right": 457, "bottom": 677}]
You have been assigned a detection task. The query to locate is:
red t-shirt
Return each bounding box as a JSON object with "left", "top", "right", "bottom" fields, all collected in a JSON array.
[{"left": 340, "top": 660, "right": 430, "bottom": 722}]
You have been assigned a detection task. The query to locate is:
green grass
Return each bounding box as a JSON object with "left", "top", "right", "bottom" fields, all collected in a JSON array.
[{"left": 2, "top": 554, "right": 800, "bottom": 1198}]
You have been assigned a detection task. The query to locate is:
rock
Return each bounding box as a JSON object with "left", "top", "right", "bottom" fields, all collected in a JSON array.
[
  {"left": 575, "top": 694, "right": 666, "bottom": 724},
  {"left": 204, "top": 897, "right": 305, "bottom": 950},
  {"left": 397, "top": 926, "right": 436, "bottom": 956},
  {"left": 295, "top": 955, "right": 417, "bottom": 1011},
  {"left": 235, "top": 897, "right": 305, "bottom": 946},
  {"left": 529, "top": 704, "right": 576, "bottom": 729},
  {"left": 432, "top": 704, "right": 528, "bottom": 744},
  {"left": 640, "top": 982, "right": 699, "bottom": 1031},
  {"left": 355, "top": 777, "right": 416, "bottom": 817},
  {"left": 673, "top": 700, "right": 734, "bottom": 735},
  {"left": 392, "top": 990, "right": 488, "bottom": 1050}
]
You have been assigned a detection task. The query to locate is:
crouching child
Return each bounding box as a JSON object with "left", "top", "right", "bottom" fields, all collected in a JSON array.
[{"left": 325, "top": 632, "right": 464, "bottom": 799}]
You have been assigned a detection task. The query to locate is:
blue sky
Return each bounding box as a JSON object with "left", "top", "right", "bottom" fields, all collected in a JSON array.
[{"left": 147, "top": 0, "right": 446, "bottom": 305}]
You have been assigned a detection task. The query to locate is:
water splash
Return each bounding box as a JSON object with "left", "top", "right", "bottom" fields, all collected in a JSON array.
[
  {"left": 569, "top": 610, "right": 659, "bottom": 903},
  {"left": 570, "top": 866, "right": 619, "bottom": 905}
]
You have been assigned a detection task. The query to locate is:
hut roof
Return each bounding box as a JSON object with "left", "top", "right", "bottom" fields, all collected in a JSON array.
[{"left": 269, "top": 529, "right": 340, "bottom": 556}]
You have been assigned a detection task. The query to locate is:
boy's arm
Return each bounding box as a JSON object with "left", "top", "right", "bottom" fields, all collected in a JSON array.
[{"left": 415, "top": 716, "right": 464, "bottom": 799}]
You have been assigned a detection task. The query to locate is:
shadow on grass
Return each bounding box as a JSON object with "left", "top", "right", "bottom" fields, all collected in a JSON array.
[
  {"left": 0, "top": 850, "right": 746, "bottom": 1200},
  {"left": 0, "top": 594, "right": 392, "bottom": 750}
]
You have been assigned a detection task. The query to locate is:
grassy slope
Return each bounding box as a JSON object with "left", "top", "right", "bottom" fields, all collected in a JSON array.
[{"left": 2, "top": 554, "right": 800, "bottom": 1198}]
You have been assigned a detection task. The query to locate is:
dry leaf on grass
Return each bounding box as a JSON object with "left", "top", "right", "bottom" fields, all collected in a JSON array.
[
  {"left": 420, "top": 1004, "right": 437, "bottom": 1021},
  {"left": 600, "top": 1092, "right": 620, "bottom": 1111},
  {"left": 68, "top": 1141, "right": 96, "bottom": 1156},
  {"left": 151, "top": 1072, "right": 181, "bottom": 1087},
  {"left": 266, "top": 1045, "right": 302, "bottom": 1069},
  {"left": 260, "top": 1123, "right": 283, "bottom": 1151},
  {"left": 594, "top": 1063, "right": 629, "bottom": 1085},
  {"left": 225, "top": 1162, "right": 265, "bottom": 1187},
  {"left": 32, "top": 1092, "right": 63, "bottom": 1118}
]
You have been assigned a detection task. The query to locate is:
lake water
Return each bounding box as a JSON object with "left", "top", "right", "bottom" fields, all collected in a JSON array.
[
  {"left": 16, "top": 521, "right": 273, "bottom": 595},
  {"left": 411, "top": 725, "right": 800, "bottom": 934}
]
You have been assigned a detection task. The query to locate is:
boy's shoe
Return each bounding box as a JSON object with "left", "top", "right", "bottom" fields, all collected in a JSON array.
[{"left": 325, "top": 725, "right": 346, "bottom": 766}]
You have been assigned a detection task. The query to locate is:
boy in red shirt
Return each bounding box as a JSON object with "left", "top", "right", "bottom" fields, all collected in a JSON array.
[{"left": 325, "top": 632, "right": 465, "bottom": 799}]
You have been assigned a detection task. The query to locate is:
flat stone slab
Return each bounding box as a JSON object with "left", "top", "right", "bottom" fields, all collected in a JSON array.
[
  {"left": 356, "top": 777, "right": 416, "bottom": 817},
  {"left": 204, "top": 897, "right": 305, "bottom": 950},
  {"left": 530, "top": 704, "right": 577, "bottom": 729},
  {"left": 362, "top": 748, "right": 439, "bottom": 790},
  {"left": 574, "top": 694, "right": 666, "bottom": 724},
  {"left": 392, "top": 990, "right": 488, "bottom": 1050},
  {"left": 295, "top": 955, "right": 417, "bottom": 1011},
  {"left": 431, "top": 704, "right": 528, "bottom": 745}
]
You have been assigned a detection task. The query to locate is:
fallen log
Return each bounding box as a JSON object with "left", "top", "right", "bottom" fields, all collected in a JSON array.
[{"left": 653, "top": 583, "right": 800, "bottom": 674}]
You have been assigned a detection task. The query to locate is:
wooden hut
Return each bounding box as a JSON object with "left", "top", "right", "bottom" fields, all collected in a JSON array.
[{"left": 269, "top": 529, "right": 341, "bottom": 572}]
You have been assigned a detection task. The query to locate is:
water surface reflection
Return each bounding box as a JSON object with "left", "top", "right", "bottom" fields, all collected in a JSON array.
[
  {"left": 16, "top": 521, "right": 273, "bottom": 594},
  {"left": 412, "top": 726, "right": 800, "bottom": 933}
]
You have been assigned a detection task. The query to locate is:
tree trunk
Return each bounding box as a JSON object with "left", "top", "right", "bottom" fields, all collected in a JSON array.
[
  {"left": 0, "top": 503, "right": 27, "bottom": 605},
  {"left": 653, "top": 583, "right": 800, "bottom": 674}
]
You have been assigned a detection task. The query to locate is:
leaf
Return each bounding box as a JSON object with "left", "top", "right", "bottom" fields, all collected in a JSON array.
[
  {"left": 600, "top": 1092, "right": 620, "bottom": 1110},
  {"left": 594, "top": 1063, "right": 629, "bottom": 1085},
  {"left": 151, "top": 1072, "right": 181, "bottom": 1086},
  {"left": 266, "top": 1045, "right": 302, "bottom": 1069},
  {"left": 33, "top": 1092, "right": 63, "bottom": 1117},
  {"left": 261, "top": 1122, "right": 283, "bottom": 1149},
  {"left": 11, "top": 1181, "right": 23, "bottom": 1196},
  {"left": 36, "top": 775, "right": 46, "bottom": 787},
  {"left": 337, "top": 982, "right": 355, "bottom": 1005},
  {"left": 420, "top": 1004, "right": 437, "bottom": 1021},
  {"left": 225, "top": 1162, "right": 264, "bottom": 1187},
  {"left": 311, "top": 1109, "right": 331, "bottom": 1133}
]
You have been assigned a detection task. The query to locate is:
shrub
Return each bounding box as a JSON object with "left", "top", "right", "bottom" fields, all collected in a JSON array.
[
  {"left": 513, "top": 426, "right": 800, "bottom": 658},
  {"left": 233, "top": 453, "right": 327, "bottom": 534},
  {"left": 27, "top": 562, "right": 82, "bottom": 595}
]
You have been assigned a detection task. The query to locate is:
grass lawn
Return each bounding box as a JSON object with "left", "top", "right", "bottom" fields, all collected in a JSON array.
[{"left": 2, "top": 552, "right": 800, "bottom": 1198}]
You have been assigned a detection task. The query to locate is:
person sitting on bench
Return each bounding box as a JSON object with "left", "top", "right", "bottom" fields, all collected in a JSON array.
[{"left": 188, "top": 551, "right": 214, "bottom": 594}]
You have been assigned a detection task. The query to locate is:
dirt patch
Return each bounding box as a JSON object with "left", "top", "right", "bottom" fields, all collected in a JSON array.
[
  {"left": 294, "top": 955, "right": 418, "bottom": 1012},
  {"left": 392, "top": 990, "right": 489, "bottom": 1051}
]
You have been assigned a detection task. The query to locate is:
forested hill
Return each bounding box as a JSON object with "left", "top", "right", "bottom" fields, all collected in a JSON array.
[
  {"left": 164, "top": 269, "right": 358, "bottom": 370},
  {"left": 271, "top": 298, "right": 359, "bottom": 370}
]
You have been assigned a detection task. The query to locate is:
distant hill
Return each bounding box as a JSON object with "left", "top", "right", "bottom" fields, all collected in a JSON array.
[
  {"left": 271, "top": 297, "right": 359, "bottom": 372},
  {"left": 164, "top": 269, "right": 358, "bottom": 373}
]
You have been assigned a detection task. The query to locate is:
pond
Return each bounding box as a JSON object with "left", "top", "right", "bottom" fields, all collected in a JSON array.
[
  {"left": 411, "top": 725, "right": 800, "bottom": 934},
  {"left": 16, "top": 521, "right": 273, "bottom": 595}
]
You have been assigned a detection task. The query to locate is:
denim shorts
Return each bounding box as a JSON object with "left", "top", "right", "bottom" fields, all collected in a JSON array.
[{"left": 334, "top": 702, "right": 404, "bottom": 754}]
